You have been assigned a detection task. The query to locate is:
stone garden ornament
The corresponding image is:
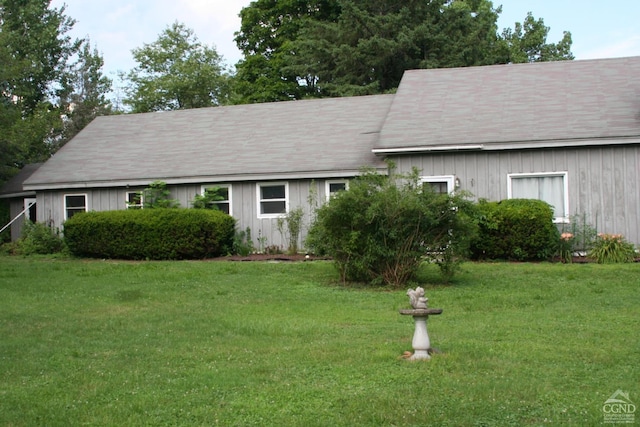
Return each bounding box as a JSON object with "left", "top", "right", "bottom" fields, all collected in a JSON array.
[{"left": 400, "top": 287, "right": 442, "bottom": 360}]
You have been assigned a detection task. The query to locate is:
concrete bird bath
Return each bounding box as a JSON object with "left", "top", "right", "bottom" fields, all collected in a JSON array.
[{"left": 399, "top": 287, "right": 442, "bottom": 360}]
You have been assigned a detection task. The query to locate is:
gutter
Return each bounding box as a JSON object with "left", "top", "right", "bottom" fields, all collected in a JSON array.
[
  {"left": 372, "top": 136, "right": 640, "bottom": 156},
  {"left": 22, "top": 168, "right": 389, "bottom": 192}
]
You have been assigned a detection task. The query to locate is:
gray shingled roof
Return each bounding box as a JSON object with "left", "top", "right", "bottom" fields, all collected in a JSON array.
[
  {"left": 0, "top": 163, "right": 43, "bottom": 198},
  {"left": 375, "top": 56, "right": 640, "bottom": 153},
  {"left": 25, "top": 94, "right": 393, "bottom": 190}
]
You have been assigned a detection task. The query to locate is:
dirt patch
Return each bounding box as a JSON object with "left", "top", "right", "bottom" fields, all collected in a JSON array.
[{"left": 210, "top": 253, "right": 330, "bottom": 262}]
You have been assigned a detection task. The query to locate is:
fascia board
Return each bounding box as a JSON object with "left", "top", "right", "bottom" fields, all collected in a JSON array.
[{"left": 23, "top": 168, "right": 388, "bottom": 191}]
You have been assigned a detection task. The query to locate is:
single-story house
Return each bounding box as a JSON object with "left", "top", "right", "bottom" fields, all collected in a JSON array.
[{"left": 2, "top": 55, "right": 639, "bottom": 249}]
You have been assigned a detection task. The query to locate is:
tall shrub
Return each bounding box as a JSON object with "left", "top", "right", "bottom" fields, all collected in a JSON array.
[
  {"left": 307, "top": 167, "right": 476, "bottom": 286},
  {"left": 470, "top": 199, "right": 559, "bottom": 261}
]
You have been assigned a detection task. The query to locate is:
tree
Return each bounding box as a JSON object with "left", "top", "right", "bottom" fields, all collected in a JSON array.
[
  {"left": 58, "top": 40, "right": 113, "bottom": 144},
  {"left": 234, "top": 0, "right": 573, "bottom": 100},
  {"left": 123, "top": 22, "right": 231, "bottom": 113},
  {"left": 499, "top": 12, "right": 573, "bottom": 63},
  {"left": 233, "top": 0, "right": 341, "bottom": 102},
  {"left": 0, "top": 0, "right": 82, "bottom": 183},
  {"left": 291, "top": 0, "right": 508, "bottom": 97}
]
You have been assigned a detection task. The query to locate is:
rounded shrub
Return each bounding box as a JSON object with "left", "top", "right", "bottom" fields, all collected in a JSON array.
[
  {"left": 470, "top": 199, "right": 559, "bottom": 261},
  {"left": 307, "top": 168, "right": 477, "bottom": 286},
  {"left": 63, "top": 208, "right": 235, "bottom": 260}
]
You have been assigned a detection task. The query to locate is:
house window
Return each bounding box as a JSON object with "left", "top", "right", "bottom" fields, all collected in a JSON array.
[
  {"left": 126, "top": 191, "right": 143, "bottom": 209},
  {"left": 64, "top": 194, "right": 88, "bottom": 219},
  {"left": 257, "top": 182, "right": 288, "bottom": 218},
  {"left": 201, "top": 185, "right": 231, "bottom": 215},
  {"left": 24, "top": 198, "right": 36, "bottom": 221},
  {"left": 325, "top": 180, "right": 348, "bottom": 200},
  {"left": 420, "top": 175, "right": 455, "bottom": 195},
  {"left": 508, "top": 172, "right": 568, "bottom": 223}
]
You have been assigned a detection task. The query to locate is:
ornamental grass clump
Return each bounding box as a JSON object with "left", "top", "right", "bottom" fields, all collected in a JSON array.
[{"left": 588, "top": 233, "right": 636, "bottom": 264}]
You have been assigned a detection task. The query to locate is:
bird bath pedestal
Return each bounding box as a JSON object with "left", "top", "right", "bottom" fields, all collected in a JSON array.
[
  {"left": 399, "top": 308, "right": 443, "bottom": 360},
  {"left": 400, "top": 287, "right": 442, "bottom": 360}
]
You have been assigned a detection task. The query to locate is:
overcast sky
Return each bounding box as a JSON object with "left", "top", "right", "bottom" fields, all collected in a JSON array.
[{"left": 50, "top": 0, "right": 640, "bottom": 80}]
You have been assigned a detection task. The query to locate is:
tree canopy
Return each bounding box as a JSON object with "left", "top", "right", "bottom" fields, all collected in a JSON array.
[
  {"left": 122, "top": 22, "right": 231, "bottom": 113},
  {"left": 233, "top": 0, "right": 573, "bottom": 101},
  {"left": 499, "top": 12, "right": 573, "bottom": 63},
  {"left": 0, "top": 0, "right": 112, "bottom": 185}
]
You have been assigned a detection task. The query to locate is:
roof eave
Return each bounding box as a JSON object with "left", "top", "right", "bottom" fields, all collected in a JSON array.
[
  {"left": 373, "top": 135, "right": 640, "bottom": 155},
  {"left": 23, "top": 168, "right": 389, "bottom": 191},
  {"left": 0, "top": 190, "right": 36, "bottom": 199}
]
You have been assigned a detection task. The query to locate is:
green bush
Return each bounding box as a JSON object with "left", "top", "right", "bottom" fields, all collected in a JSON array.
[
  {"left": 277, "top": 206, "right": 304, "bottom": 254},
  {"left": 588, "top": 233, "right": 636, "bottom": 263},
  {"left": 470, "top": 199, "right": 559, "bottom": 261},
  {"left": 19, "top": 221, "right": 65, "bottom": 255},
  {"left": 64, "top": 209, "right": 235, "bottom": 260},
  {"left": 307, "top": 167, "right": 476, "bottom": 286},
  {"left": 142, "top": 181, "right": 180, "bottom": 209},
  {"left": 232, "top": 227, "right": 255, "bottom": 256}
]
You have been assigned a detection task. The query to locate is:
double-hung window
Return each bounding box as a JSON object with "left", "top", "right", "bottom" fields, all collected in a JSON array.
[
  {"left": 201, "top": 184, "right": 231, "bottom": 215},
  {"left": 126, "top": 191, "right": 144, "bottom": 209},
  {"left": 64, "top": 194, "right": 88, "bottom": 219},
  {"left": 325, "top": 180, "right": 348, "bottom": 200},
  {"left": 257, "top": 182, "right": 288, "bottom": 218},
  {"left": 420, "top": 175, "right": 455, "bottom": 195},
  {"left": 508, "top": 172, "right": 569, "bottom": 223}
]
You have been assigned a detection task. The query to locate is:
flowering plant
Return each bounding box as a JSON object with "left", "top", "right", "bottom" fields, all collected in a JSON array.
[
  {"left": 588, "top": 233, "right": 637, "bottom": 264},
  {"left": 558, "top": 232, "right": 575, "bottom": 263}
]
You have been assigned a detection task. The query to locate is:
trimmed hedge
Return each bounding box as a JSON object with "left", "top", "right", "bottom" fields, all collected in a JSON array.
[
  {"left": 470, "top": 199, "right": 559, "bottom": 261},
  {"left": 63, "top": 209, "right": 235, "bottom": 260}
]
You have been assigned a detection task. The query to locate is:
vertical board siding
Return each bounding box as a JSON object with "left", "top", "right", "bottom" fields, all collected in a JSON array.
[
  {"left": 33, "top": 146, "right": 640, "bottom": 249},
  {"left": 392, "top": 145, "right": 640, "bottom": 245},
  {"left": 8, "top": 199, "right": 24, "bottom": 241},
  {"left": 38, "top": 179, "right": 339, "bottom": 253}
]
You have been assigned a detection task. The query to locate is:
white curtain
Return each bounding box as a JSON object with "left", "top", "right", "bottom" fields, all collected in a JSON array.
[{"left": 511, "top": 176, "right": 564, "bottom": 218}]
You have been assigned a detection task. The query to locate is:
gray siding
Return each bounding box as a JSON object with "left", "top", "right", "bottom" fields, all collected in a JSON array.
[
  {"left": 7, "top": 199, "right": 25, "bottom": 241},
  {"left": 391, "top": 145, "right": 640, "bottom": 246},
  {"left": 38, "top": 179, "right": 338, "bottom": 252}
]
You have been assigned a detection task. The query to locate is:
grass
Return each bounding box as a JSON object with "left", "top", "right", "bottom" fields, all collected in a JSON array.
[{"left": 0, "top": 256, "right": 638, "bottom": 426}]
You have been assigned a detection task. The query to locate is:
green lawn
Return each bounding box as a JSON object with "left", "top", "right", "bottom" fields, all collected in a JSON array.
[{"left": 0, "top": 256, "right": 638, "bottom": 426}]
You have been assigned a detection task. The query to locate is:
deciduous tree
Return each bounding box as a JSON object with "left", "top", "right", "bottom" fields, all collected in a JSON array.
[
  {"left": 0, "top": 0, "right": 82, "bottom": 183},
  {"left": 59, "top": 40, "right": 113, "bottom": 144},
  {"left": 499, "top": 12, "right": 574, "bottom": 63},
  {"left": 123, "top": 22, "right": 231, "bottom": 112}
]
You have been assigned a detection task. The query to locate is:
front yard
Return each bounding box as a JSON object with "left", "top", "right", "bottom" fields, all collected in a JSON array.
[{"left": 0, "top": 257, "right": 638, "bottom": 426}]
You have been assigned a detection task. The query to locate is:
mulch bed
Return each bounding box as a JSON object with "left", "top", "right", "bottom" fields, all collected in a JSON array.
[{"left": 210, "top": 254, "right": 330, "bottom": 262}]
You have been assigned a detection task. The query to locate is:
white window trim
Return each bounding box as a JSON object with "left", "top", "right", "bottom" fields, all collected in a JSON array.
[
  {"left": 325, "top": 179, "right": 349, "bottom": 201},
  {"left": 507, "top": 171, "right": 569, "bottom": 224},
  {"left": 419, "top": 175, "right": 456, "bottom": 194},
  {"left": 257, "top": 182, "right": 289, "bottom": 219},
  {"left": 64, "top": 193, "right": 88, "bottom": 220},
  {"left": 201, "top": 184, "right": 232, "bottom": 216},
  {"left": 125, "top": 190, "right": 144, "bottom": 209}
]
